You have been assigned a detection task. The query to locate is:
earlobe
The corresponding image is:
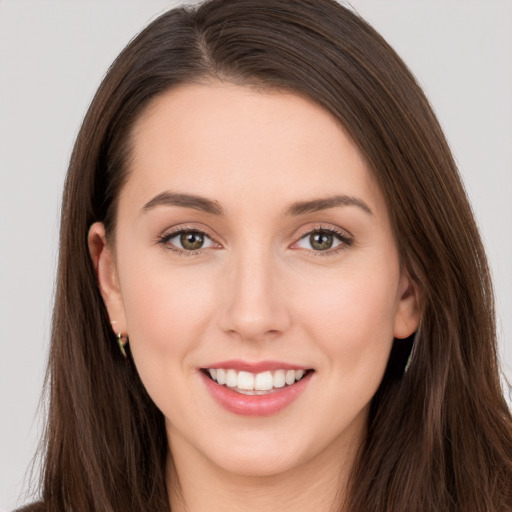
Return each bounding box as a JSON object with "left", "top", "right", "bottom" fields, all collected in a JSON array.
[
  {"left": 88, "top": 222, "right": 127, "bottom": 331},
  {"left": 393, "top": 273, "right": 421, "bottom": 339}
]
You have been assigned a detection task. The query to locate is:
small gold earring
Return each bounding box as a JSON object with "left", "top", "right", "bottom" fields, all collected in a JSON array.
[{"left": 116, "top": 332, "right": 128, "bottom": 359}]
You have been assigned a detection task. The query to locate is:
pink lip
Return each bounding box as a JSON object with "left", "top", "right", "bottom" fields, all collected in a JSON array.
[
  {"left": 205, "top": 359, "right": 309, "bottom": 373},
  {"left": 200, "top": 368, "right": 313, "bottom": 417}
]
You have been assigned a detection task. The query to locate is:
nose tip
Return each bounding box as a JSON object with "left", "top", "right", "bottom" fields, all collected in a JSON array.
[
  {"left": 225, "top": 318, "right": 281, "bottom": 343},
  {"left": 218, "top": 257, "right": 291, "bottom": 342}
]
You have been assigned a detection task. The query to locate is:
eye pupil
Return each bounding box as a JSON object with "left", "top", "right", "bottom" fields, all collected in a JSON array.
[
  {"left": 310, "top": 232, "right": 333, "bottom": 250},
  {"left": 180, "top": 231, "right": 204, "bottom": 250}
]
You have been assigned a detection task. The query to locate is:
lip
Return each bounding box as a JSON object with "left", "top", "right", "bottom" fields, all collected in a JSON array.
[
  {"left": 200, "top": 363, "right": 313, "bottom": 417},
  {"left": 205, "top": 359, "right": 309, "bottom": 373}
]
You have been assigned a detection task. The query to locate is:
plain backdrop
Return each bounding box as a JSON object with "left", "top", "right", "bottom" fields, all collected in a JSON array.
[{"left": 0, "top": 1, "right": 511, "bottom": 510}]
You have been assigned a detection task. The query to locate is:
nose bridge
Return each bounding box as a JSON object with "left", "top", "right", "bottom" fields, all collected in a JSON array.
[{"left": 220, "top": 241, "right": 290, "bottom": 340}]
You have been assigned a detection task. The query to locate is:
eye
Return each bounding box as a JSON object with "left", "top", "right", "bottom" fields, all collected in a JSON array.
[
  {"left": 159, "top": 229, "right": 218, "bottom": 252},
  {"left": 294, "top": 228, "right": 352, "bottom": 252}
]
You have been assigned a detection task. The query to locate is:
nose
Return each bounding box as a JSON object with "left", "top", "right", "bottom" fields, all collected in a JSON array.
[{"left": 218, "top": 248, "right": 292, "bottom": 342}]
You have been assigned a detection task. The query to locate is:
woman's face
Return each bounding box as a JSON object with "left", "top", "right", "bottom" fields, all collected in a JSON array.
[{"left": 91, "top": 83, "right": 419, "bottom": 478}]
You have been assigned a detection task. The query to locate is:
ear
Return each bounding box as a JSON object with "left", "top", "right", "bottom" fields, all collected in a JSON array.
[
  {"left": 88, "top": 222, "right": 127, "bottom": 334},
  {"left": 393, "top": 271, "right": 421, "bottom": 339}
]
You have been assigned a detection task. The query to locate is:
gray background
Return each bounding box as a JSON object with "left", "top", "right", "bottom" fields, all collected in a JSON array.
[{"left": 1, "top": 1, "right": 511, "bottom": 510}]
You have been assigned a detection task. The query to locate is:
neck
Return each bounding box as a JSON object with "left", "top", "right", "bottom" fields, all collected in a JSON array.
[{"left": 166, "top": 428, "right": 362, "bottom": 512}]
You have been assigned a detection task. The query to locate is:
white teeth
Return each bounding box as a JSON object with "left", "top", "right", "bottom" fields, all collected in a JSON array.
[
  {"left": 254, "top": 371, "right": 273, "bottom": 391},
  {"left": 273, "top": 369, "right": 286, "bottom": 388},
  {"left": 216, "top": 368, "right": 226, "bottom": 385},
  {"left": 237, "top": 371, "right": 255, "bottom": 390},
  {"left": 285, "top": 370, "right": 296, "bottom": 385},
  {"left": 226, "top": 369, "right": 238, "bottom": 388},
  {"left": 206, "top": 367, "right": 308, "bottom": 393}
]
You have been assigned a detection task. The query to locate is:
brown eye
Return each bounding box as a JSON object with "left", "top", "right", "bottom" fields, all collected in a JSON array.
[
  {"left": 180, "top": 231, "right": 205, "bottom": 250},
  {"left": 294, "top": 228, "right": 351, "bottom": 253},
  {"left": 159, "top": 229, "right": 217, "bottom": 253},
  {"left": 309, "top": 232, "right": 334, "bottom": 251}
]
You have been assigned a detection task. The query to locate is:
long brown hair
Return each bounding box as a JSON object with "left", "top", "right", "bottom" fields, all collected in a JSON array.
[{"left": 25, "top": 0, "right": 512, "bottom": 510}]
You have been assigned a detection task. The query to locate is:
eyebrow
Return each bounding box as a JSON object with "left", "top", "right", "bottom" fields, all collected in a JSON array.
[
  {"left": 284, "top": 195, "right": 373, "bottom": 216},
  {"left": 141, "top": 191, "right": 373, "bottom": 217},
  {"left": 142, "top": 192, "right": 224, "bottom": 215}
]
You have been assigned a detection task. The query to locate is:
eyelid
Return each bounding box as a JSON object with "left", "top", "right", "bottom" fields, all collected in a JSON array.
[
  {"left": 156, "top": 224, "right": 222, "bottom": 254},
  {"left": 290, "top": 224, "right": 354, "bottom": 254},
  {"left": 156, "top": 223, "right": 353, "bottom": 255},
  {"left": 293, "top": 223, "right": 353, "bottom": 240}
]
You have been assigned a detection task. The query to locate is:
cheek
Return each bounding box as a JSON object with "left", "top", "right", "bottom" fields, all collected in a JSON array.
[
  {"left": 294, "top": 267, "right": 400, "bottom": 419},
  {"left": 118, "top": 257, "right": 220, "bottom": 414},
  {"left": 118, "top": 255, "right": 216, "bottom": 358},
  {"left": 295, "top": 263, "right": 400, "bottom": 362}
]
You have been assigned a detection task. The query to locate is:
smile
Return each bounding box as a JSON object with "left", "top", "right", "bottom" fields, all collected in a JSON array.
[
  {"left": 205, "top": 368, "right": 308, "bottom": 395},
  {"left": 200, "top": 363, "right": 314, "bottom": 416}
]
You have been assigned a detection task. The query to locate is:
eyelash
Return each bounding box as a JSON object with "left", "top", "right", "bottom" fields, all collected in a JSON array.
[
  {"left": 293, "top": 226, "right": 353, "bottom": 256},
  {"left": 156, "top": 225, "right": 353, "bottom": 256},
  {"left": 156, "top": 225, "right": 219, "bottom": 256}
]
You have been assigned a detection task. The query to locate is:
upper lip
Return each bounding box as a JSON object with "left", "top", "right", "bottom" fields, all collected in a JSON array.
[{"left": 202, "top": 359, "right": 311, "bottom": 373}]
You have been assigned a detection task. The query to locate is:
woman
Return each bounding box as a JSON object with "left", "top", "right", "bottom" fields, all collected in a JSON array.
[{"left": 19, "top": 0, "right": 512, "bottom": 510}]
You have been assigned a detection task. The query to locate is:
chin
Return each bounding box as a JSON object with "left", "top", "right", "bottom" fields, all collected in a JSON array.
[{"left": 212, "top": 447, "right": 307, "bottom": 478}]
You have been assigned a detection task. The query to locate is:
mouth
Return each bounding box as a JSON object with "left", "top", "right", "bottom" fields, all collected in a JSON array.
[
  {"left": 200, "top": 363, "right": 314, "bottom": 416},
  {"left": 201, "top": 368, "right": 312, "bottom": 395}
]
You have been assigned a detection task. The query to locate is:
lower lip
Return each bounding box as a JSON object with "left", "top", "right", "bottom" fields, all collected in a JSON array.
[{"left": 200, "top": 371, "right": 312, "bottom": 416}]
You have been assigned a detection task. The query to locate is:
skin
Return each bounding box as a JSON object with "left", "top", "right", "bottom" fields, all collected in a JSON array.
[{"left": 89, "top": 82, "right": 420, "bottom": 511}]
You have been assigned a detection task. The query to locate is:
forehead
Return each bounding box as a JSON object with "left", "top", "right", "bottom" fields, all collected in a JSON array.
[{"left": 124, "top": 82, "right": 383, "bottom": 215}]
